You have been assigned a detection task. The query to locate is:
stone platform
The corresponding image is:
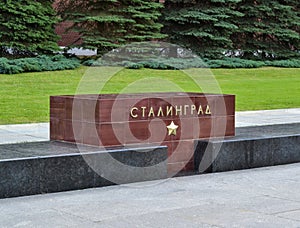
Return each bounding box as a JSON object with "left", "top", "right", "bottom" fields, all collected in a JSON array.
[
  {"left": 1, "top": 123, "right": 299, "bottom": 199},
  {"left": 0, "top": 142, "right": 167, "bottom": 199},
  {"left": 195, "top": 123, "right": 300, "bottom": 173}
]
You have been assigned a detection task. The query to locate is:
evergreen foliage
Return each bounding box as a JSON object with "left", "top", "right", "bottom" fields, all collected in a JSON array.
[
  {"left": 56, "top": 0, "right": 166, "bottom": 56},
  {"left": 81, "top": 41, "right": 207, "bottom": 69},
  {"left": 0, "top": 55, "right": 80, "bottom": 74},
  {"left": 232, "top": 0, "right": 300, "bottom": 60},
  {"left": 161, "top": 0, "right": 300, "bottom": 60},
  {"left": 161, "top": 0, "right": 243, "bottom": 59},
  {"left": 0, "top": 0, "right": 59, "bottom": 57}
]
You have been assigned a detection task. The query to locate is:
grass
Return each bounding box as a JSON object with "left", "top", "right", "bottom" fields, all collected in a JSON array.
[
  {"left": 0, "top": 66, "right": 299, "bottom": 124},
  {"left": 212, "top": 67, "right": 300, "bottom": 110}
]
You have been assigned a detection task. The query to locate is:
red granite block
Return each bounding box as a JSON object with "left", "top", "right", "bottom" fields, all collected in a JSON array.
[
  {"left": 97, "top": 123, "right": 124, "bottom": 146},
  {"left": 212, "top": 115, "right": 235, "bottom": 137},
  {"left": 171, "top": 96, "right": 196, "bottom": 118},
  {"left": 82, "top": 99, "right": 98, "bottom": 123},
  {"left": 50, "top": 93, "right": 235, "bottom": 151},
  {"left": 167, "top": 161, "right": 192, "bottom": 175},
  {"left": 65, "top": 97, "right": 83, "bottom": 121},
  {"left": 214, "top": 95, "right": 235, "bottom": 116},
  {"left": 168, "top": 140, "right": 194, "bottom": 163},
  {"left": 179, "top": 118, "right": 198, "bottom": 140},
  {"left": 82, "top": 122, "right": 100, "bottom": 146},
  {"left": 147, "top": 97, "right": 174, "bottom": 119},
  {"left": 184, "top": 161, "right": 194, "bottom": 171},
  {"left": 97, "top": 99, "right": 125, "bottom": 123},
  {"left": 126, "top": 98, "right": 149, "bottom": 121},
  {"left": 50, "top": 118, "right": 65, "bottom": 140},
  {"left": 50, "top": 107, "right": 65, "bottom": 119},
  {"left": 125, "top": 120, "right": 151, "bottom": 144},
  {"left": 50, "top": 96, "right": 65, "bottom": 109},
  {"left": 193, "top": 95, "right": 214, "bottom": 117},
  {"left": 167, "top": 160, "right": 194, "bottom": 176},
  {"left": 163, "top": 119, "right": 181, "bottom": 141},
  {"left": 193, "top": 117, "right": 213, "bottom": 138},
  {"left": 64, "top": 97, "right": 73, "bottom": 120},
  {"left": 147, "top": 118, "right": 169, "bottom": 143},
  {"left": 167, "top": 162, "right": 186, "bottom": 175},
  {"left": 64, "top": 120, "right": 83, "bottom": 143}
]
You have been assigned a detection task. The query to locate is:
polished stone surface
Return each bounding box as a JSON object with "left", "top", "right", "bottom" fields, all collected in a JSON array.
[
  {"left": 0, "top": 142, "right": 167, "bottom": 198},
  {"left": 50, "top": 93, "right": 235, "bottom": 173},
  {"left": 195, "top": 123, "right": 300, "bottom": 173}
]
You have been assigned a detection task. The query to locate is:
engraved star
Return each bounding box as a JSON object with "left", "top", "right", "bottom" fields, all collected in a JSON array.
[{"left": 167, "top": 121, "right": 178, "bottom": 136}]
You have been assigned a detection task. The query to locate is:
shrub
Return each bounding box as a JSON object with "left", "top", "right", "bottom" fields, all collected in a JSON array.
[
  {"left": 82, "top": 56, "right": 208, "bottom": 69},
  {"left": 123, "top": 61, "right": 144, "bottom": 69},
  {"left": 205, "top": 58, "right": 266, "bottom": 68},
  {"left": 0, "top": 55, "right": 80, "bottom": 74},
  {"left": 82, "top": 59, "right": 98, "bottom": 66},
  {"left": 0, "top": 58, "right": 23, "bottom": 74},
  {"left": 264, "top": 59, "right": 300, "bottom": 68},
  {"left": 82, "top": 56, "right": 300, "bottom": 69}
]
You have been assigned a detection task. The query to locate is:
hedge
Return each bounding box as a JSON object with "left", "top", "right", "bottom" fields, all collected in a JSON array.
[
  {"left": 82, "top": 57, "right": 300, "bottom": 69},
  {"left": 0, "top": 55, "right": 80, "bottom": 74},
  {"left": 2, "top": 55, "right": 299, "bottom": 74}
]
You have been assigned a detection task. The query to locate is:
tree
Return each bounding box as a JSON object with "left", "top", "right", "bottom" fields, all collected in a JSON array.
[
  {"left": 0, "top": 0, "right": 59, "bottom": 57},
  {"left": 232, "top": 0, "right": 300, "bottom": 60},
  {"left": 56, "top": 0, "right": 166, "bottom": 56},
  {"left": 161, "top": 0, "right": 243, "bottom": 59}
]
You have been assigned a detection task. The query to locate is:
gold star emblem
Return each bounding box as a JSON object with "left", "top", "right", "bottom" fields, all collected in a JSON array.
[{"left": 167, "top": 121, "right": 178, "bottom": 136}]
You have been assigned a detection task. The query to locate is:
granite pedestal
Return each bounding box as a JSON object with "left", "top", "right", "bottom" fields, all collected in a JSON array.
[
  {"left": 0, "top": 142, "right": 167, "bottom": 199},
  {"left": 1, "top": 123, "right": 299, "bottom": 199},
  {"left": 195, "top": 123, "right": 300, "bottom": 173}
]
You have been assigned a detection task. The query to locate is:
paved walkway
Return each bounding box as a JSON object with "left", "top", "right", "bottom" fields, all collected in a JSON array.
[
  {"left": 0, "top": 123, "right": 49, "bottom": 145},
  {"left": 0, "top": 163, "right": 300, "bottom": 227},
  {"left": 235, "top": 108, "right": 300, "bottom": 127},
  {"left": 0, "top": 108, "right": 299, "bottom": 145}
]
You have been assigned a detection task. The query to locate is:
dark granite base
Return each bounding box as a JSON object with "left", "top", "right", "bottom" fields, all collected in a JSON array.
[
  {"left": 1, "top": 123, "right": 299, "bottom": 198},
  {"left": 0, "top": 142, "right": 167, "bottom": 199},
  {"left": 195, "top": 123, "right": 300, "bottom": 173}
]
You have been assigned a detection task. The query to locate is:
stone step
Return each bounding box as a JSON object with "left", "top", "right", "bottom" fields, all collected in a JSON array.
[
  {"left": 195, "top": 123, "right": 300, "bottom": 173},
  {"left": 0, "top": 142, "right": 167, "bottom": 199}
]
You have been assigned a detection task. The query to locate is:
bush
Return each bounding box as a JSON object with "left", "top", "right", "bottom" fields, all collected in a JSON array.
[
  {"left": 0, "top": 55, "right": 80, "bottom": 74},
  {"left": 204, "top": 58, "right": 300, "bottom": 68},
  {"left": 264, "top": 59, "right": 300, "bottom": 68},
  {"left": 205, "top": 58, "right": 266, "bottom": 68},
  {"left": 81, "top": 59, "right": 98, "bottom": 66},
  {"left": 82, "top": 57, "right": 208, "bottom": 69},
  {"left": 0, "top": 58, "right": 23, "bottom": 74},
  {"left": 82, "top": 55, "right": 300, "bottom": 69}
]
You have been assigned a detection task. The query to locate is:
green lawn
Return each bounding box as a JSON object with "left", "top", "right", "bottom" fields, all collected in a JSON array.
[{"left": 0, "top": 67, "right": 299, "bottom": 124}]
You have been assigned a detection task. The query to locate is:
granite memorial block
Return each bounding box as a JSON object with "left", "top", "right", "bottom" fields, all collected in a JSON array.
[{"left": 50, "top": 92, "right": 235, "bottom": 174}]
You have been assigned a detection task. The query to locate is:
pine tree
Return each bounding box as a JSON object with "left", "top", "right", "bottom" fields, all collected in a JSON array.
[
  {"left": 232, "top": 0, "right": 300, "bottom": 60},
  {"left": 0, "top": 0, "right": 59, "bottom": 57},
  {"left": 56, "top": 0, "right": 166, "bottom": 56},
  {"left": 161, "top": 0, "right": 243, "bottom": 59}
]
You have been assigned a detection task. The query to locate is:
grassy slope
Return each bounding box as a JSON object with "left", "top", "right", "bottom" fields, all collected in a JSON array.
[{"left": 0, "top": 67, "right": 299, "bottom": 124}]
